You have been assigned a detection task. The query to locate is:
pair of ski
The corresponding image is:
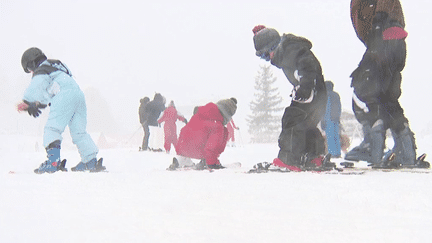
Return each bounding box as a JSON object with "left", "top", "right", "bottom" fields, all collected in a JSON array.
[
  {"left": 339, "top": 153, "right": 431, "bottom": 174},
  {"left": 246, "top": 154, "right": 362, "bottom": 175},
  {"left": 167, "top": 159, "right": 242, "bottom": 172},
  {"left": 246, "top": 161, "right": 362, "bottom": 175},
  {"left": 35, "top": 158, "right": 106, "bottom": 173}
]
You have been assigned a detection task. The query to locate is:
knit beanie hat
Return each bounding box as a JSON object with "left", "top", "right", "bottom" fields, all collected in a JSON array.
[
  {"left": 252, "top": 25, "right": 281, "bottom": 60},
  {"left": 216, "top": 98, "right": 237, "bottom": 125},
  {"left": 325, "top": 81, "right": 334, "bottom": 91},
  {"left": 140, "top": 97, "right": 150, "bottom": 104}
]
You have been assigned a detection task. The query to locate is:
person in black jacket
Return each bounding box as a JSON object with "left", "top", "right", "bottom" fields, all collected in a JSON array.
[
  {"left": 252, "top": 25, "right": 330, "bottom": 170},
  {"left": 139, "top": 97, "right": 150, "bottom": 151},
  {"left": 321, "top": 81, "right": 342, "bottom": 158},
  {"left": 347, "top": 0, "right": 429, "bottom": 168},
  {"left": 141, "top": 93, "right": 166, "bottom": 151}
]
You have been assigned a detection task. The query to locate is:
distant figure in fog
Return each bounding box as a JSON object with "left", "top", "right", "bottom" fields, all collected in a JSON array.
[
  {"left": 321, "top": 81, "right": 342, "bottom": 158},
  {"left": 139, "top": 96, "right": 150, "bottom": 151},
  {"left": 226, "top": 119, "right": 239, "bottom": 147},
  {"left": 158, "top": 101, "right": 187, "bottom": 153},
  {"left": 140, "top": 93, "right": 166, "bottom": 151}
]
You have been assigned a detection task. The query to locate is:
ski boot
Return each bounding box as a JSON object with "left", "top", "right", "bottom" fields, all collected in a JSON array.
[
  {"left": 34, "top": 140, "right": 66, "bottom": 174},
  {"left": 194, "top": 159, "right": 207, "bottom": 170},
  {"left": 207, "top": 163, "right": 225, "bottom": 170},
  {"left": 302, "top": 153, "right": 336, "bottom": 171},
  {"left": 375, "top": 126, "right": 429, "bottom": 169},
  {"left": 275, "top": 150, "right": 303, "bottom": 171},
  {"left": 414, "top": 154, "right": 430, "bottom": 168},
  {"left": 390, "top": 126, "right": 429, "bottom": 168},
  {"left": 167, "top": 157, "right": 180, "bottom": 171},
  {"left": 363, "top": 120, "right": 386, "bottom": 167},
  {"left": 344, "top": 123, "right": 372, "bottom": 162},
  {"left": 321, "top": 153, "right": 337, "bottom": 170},
  {"left": 71, "top": 158, "right": 106, "bottom": 172}
]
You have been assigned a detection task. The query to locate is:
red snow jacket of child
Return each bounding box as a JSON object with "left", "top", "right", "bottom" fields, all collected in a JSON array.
[
  {"left": 175, "top": 102, "right": 228, "bottom": 165},
  {"left": 158, "top": 106, "right": 186, "bottom": 151}
]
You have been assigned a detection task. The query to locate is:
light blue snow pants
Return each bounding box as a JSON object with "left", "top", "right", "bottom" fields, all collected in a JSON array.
[
  {"left": 43, "top": 89, "right": 98, "bottom": 163},
  {"left": 325, "top": 121, "right": 341, "bottom": 157}
]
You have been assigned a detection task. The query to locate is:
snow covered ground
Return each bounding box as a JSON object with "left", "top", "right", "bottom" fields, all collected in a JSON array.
[{"left": 1, "top": 134, "right": 432, "bottom": 243}]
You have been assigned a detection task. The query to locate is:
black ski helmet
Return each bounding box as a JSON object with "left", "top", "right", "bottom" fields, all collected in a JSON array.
[{"left": 21, "top": 47, "right": 47, "bottom": 73}]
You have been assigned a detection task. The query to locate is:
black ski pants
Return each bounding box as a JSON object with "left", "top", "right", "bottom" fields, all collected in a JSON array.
[{"left": 278, "top": 84, "right": 327, "bottom": 165}]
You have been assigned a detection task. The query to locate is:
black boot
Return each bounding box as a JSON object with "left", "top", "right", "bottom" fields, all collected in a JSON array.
[{"left": 391, "top": 126, "right": 416, "bottom": 167}]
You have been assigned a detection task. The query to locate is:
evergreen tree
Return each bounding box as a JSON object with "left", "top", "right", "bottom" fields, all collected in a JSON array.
[{"left": 247, "top": 65, "right": 284, "bottom": 143}]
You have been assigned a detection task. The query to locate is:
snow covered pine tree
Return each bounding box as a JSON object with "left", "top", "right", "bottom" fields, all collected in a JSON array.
[{"left": 247, "top": 65, "right": 283, "bottom": 143}]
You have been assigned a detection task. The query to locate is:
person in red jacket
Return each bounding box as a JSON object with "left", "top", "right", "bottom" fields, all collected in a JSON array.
[
  {"left": 169, "top": 98, "right": 237, "bottom": 170},
  {"left": 226, "top": 119, "right": 239, "bottom": 147},
  {"left": 157, "top": 101, "right": 187, "bottom": 153}
]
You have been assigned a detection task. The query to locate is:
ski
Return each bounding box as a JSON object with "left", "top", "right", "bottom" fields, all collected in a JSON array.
[
  {"left": 167, "top": 159, "right": 241, "bottom": 172},
  {"left": 247, "top": 163, "right": 365, "bottom": 175},
  {"left": 338, "top": 153, "right": 431, "bottom": 174},
  {"left": 9, "top": 159, "right": 68, "bottom": 174}
]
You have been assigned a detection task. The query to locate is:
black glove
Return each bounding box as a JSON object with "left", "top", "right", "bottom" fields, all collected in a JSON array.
[
  {"left": 23, "top": 100, "right": 47, "bottom": 118},
  {"left": 294, "top": 86, "right": 313, "bottom": 102},
  {"left": 184, "top": 119, "right": 188, "bottom": 124}
]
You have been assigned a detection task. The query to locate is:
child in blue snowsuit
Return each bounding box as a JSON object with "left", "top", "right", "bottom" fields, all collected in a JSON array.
[
  {"left": 321, "top": 81, "right": 342, "bottom": 158},
  {"left": 17, "top": 47, "right": 105, "bottom": 174}
]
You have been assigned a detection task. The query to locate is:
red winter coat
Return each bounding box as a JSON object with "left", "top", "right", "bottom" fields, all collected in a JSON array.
[
  {"left": 175, "top": 103, "right": 228, "bottom": 165},
  {"left": 158, "top": 106, "right": 186, "bottom": 152}
]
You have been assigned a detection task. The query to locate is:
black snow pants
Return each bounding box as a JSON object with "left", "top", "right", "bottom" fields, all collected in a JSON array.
[
  {"left": 351, "top": 38, "right": 408, "bottom": 133},
  {"left": 278, "top": 79, "right": 327, "bottom": 166},
  {"left": 141, "top": 121, "right": 150, "bottom": 151}
]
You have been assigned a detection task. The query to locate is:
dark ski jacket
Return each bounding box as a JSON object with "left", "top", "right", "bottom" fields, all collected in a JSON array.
[
  {"left": 351, "top": 0, "right": 405, "bottom": 45},
  {"left": 270, "top": 34, "right": 326, "bottom": 97},
  {"left": 350, "top": 10, "right": 407, "bottom": 102},
  {"left": 142, "top": 94, "right": 165, "bottom": 127},
  {"left": 139, "top": 98, "right": 150, "bottom": 124}
]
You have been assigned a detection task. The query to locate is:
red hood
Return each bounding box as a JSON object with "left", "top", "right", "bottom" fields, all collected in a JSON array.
[
  {"left": 164, "top": 106, "right": 177, "bottom": 117},
  {"left": 196, "top": 103, "right": 224, "bottom": 123}
]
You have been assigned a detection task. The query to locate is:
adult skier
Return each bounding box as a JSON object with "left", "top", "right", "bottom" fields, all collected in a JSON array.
[
  {"left": 138, "top": 96, "right": 150, "bottom": 151},
  {"left": 252, "top": 25, "right": 331, "bottom": 171},
  {"left": 157, "top": 101, "right": 187, "bottom": 153},
  {"left": 169, "top": 98, "right": 237, "bottom": 170},
  {"left": 346, "top": 0, "right": 429, "bottom": 168},
  {"left": 140, "top": 93, "right": 166, "bottom": 151},
  {"left": 17, "top": 47, "right": 106, "bottom": 173}
]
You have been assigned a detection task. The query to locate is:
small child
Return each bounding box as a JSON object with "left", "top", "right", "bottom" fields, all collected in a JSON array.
[
  {"left": 157, "top": 101, "right": 187, "bottom": 153},
  {"left": 17, "top": 47, "right": 105, "bottom": 173},
  {"left": 252, "top": 25, "right": 330, "bottom": 171}
]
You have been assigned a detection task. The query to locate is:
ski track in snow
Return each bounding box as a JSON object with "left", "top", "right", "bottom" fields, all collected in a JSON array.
[{"left": 1, "top": 135, "right": 432, "bottom": 243}]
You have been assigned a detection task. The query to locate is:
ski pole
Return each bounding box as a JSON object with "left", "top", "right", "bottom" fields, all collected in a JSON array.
[
  {"left": 125, "top": 124, "right": 143, "bottom": 144},
  {"left": 238, "top": 129, "right": 244, "bottom": 147}
]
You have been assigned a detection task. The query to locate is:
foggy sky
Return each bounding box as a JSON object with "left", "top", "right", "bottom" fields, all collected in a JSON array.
[{"left": 1, "top": 0, "right": 431, "bottom": 139}]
